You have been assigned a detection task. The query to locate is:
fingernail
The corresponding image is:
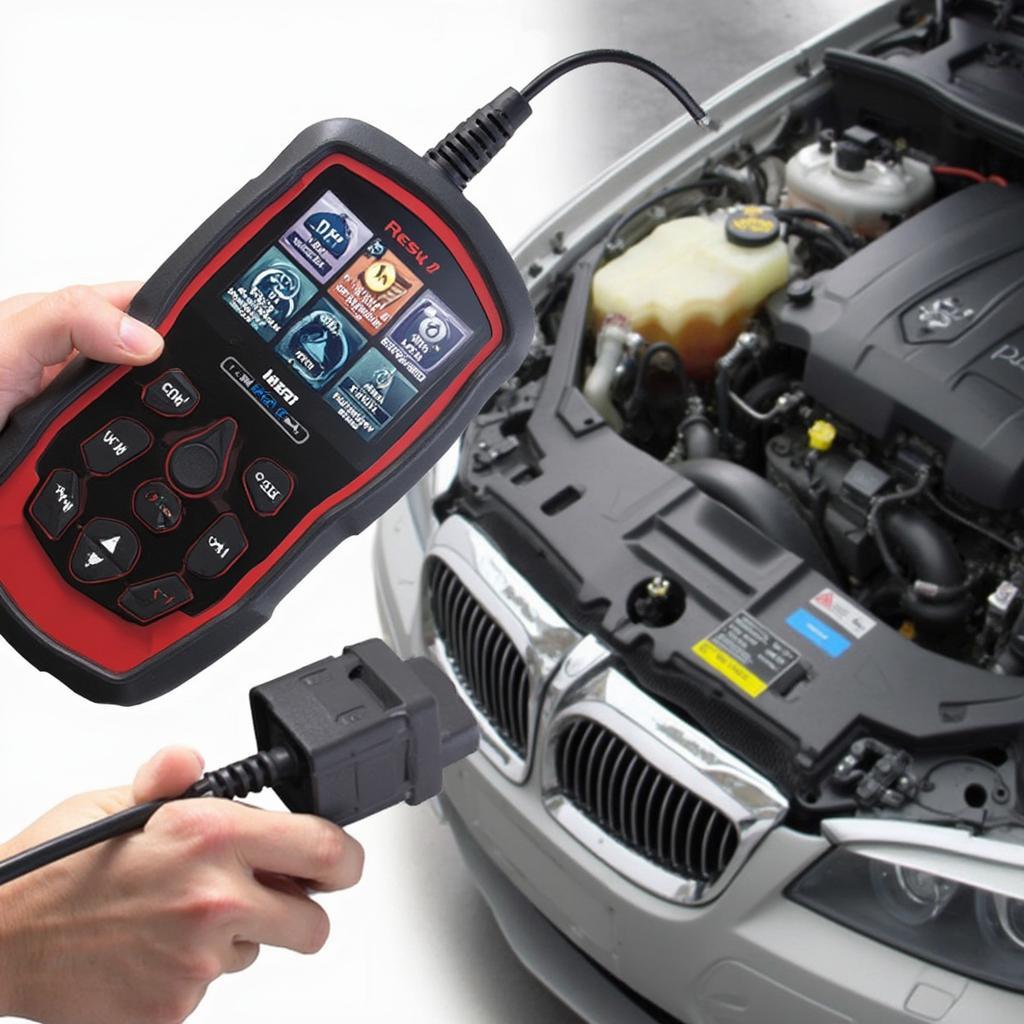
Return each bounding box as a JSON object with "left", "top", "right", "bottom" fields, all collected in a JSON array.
[{"left": 119, "top": 314, "right": 163, "bottom": 356}]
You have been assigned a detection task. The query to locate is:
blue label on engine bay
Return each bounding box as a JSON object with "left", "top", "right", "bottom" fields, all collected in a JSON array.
[{"left": 786, "top": 609, "right": 851, "bottom": 659}]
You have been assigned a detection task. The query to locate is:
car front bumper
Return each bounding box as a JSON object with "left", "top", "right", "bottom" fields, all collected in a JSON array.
[{"left": 374, "top": 494, "right": 1024, "bottom": 1024}]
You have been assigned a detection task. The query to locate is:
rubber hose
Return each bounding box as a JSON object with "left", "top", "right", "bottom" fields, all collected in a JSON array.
[
  {"left": 675, "top": 458, "right": 835, "bottom": 580},
  {"left": 681, "top": 415, "right": 719, "bottom": 459},
  {"left": 882, "top": 507, "right": 972, "bottom": 631}
]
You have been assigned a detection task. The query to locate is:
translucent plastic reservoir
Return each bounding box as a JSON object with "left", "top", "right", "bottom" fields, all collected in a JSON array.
[
  {"left": 591, "top": 214, "right": 789, "bottom": 378},
  {"left": 785, "top": 142, "right": 935, "bottom": 237}
]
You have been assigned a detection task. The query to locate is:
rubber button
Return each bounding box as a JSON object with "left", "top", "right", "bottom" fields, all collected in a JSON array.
[
  {"left": 81, "top": 418, "right": 152, "bottom": 475},
  {"left": 243, "top": 459, "right": 294, "bottom": 516},
  {"left": 167, "top": 418, "right": 237, "bottom": 497},
  {"left": 185, "top": 513, "right": 248, "bottom": 578},
  {"left": 143, "top": 369, "right": 200, "bottom": 417},
  {"left": 118, "top": 573, "right": 193, "bottom": 622},
  {"left": 29, "top": 468, "right": 82, "bottom": 539},
  {"left": 69, "top": 518, "right": 140, "bottom": 584},
  {"left": 171, "top": 445, "right": 218, "bottom": 492},
  {"left": 133, "top": 479, "right": 183, "bottom": 533}
]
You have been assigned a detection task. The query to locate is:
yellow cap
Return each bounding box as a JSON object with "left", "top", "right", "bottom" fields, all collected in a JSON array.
[
  {"left": 899, "top": 620, "right": 917, "bottom": 641},
  {"left": 808, "top": 419, "right": 837, "bottom": 452}
]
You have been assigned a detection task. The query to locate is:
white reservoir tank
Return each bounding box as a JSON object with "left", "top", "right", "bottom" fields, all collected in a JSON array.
[
  {"left": 591, "top": 208, "right": 789, "bottom": 379},
  {"left": 785, "top": 128, "right": 934, "bottom": 237}
]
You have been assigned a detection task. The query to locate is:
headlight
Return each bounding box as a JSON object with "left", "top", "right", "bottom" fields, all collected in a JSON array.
[{"left": 789, "top": 847, "right": 1024, "bottom": 993}]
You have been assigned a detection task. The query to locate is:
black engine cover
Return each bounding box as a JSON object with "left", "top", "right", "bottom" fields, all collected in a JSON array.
[{"left": 770, "top": 184, "right": 1024, "bottom": 509}]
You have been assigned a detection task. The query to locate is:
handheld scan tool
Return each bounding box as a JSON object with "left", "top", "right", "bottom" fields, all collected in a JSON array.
[{"left": 0, "top": 51, "right": 708, "bottom": 704}]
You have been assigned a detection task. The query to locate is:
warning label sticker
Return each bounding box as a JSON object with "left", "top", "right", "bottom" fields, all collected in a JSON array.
[
  {"left": 692, "top": 611, "right": 802, "bottom": 698},
  {"left": 810, "top": 588, "right": 876, "bottom": 639}
]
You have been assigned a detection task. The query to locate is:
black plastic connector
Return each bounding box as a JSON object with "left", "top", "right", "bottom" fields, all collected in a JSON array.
[
  {"left": 424, "top": 87, "right": 533, "bottom": 190},
  {"left": 251, "top": 639, "right": 478, "bottom": 826},
  {"left": 0, "top": 639, "right": 477, "bottom": 888}
]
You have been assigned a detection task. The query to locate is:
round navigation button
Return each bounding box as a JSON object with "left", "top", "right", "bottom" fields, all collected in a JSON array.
[
  {"left": 169, "top": 443, "right": 219, "bottom": 494},
  {"left": 166, "top": 418, "right": 237, "bottom": 498}
]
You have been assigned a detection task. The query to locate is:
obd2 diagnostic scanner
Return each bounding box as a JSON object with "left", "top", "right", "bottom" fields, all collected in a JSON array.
[{"left": 0, "top": 51, "right": 709, "bottom": 704}]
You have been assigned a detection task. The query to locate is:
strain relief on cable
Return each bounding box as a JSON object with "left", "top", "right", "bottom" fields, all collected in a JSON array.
[
  {"left": 194, "top": 747, "right": 298, "bottom": 800},
  {"left": 424, "top": 87, "right": 532, "bottom": 190}
]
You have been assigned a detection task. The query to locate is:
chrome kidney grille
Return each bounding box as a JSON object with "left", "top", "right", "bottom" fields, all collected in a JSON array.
[
  {"left": 423, "top": 518, "right": 785, "bottom": 901},
  {"left": 427, "top": 557, "right": 530, "bottom": 756},
  {"left": 541, "top": 643, "right": 788, "bottom": 904},
  {"left": 423, "top": 516, "right": 581, "bottom": 783},
  {"left": 555, "top": 718, "right": 740, "bottom": 884}
]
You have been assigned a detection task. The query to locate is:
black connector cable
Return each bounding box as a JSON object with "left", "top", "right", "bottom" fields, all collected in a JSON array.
[
  {"left": 425, "top": 48, "right": 711, "bottom": 190},
  {"left": 0, "top": 749, "right": 297, "bottom": 887},
  {"left": 519, "top": 49, "right": 710, "bottom": 118},
  {"left": 0, "top": 640, "right": 478, "bottom": 888}
]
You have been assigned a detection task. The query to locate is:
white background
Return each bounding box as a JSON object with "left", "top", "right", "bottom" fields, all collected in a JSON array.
[{"left": 0, "top": 2, "right": 877, "bottom": 1021}]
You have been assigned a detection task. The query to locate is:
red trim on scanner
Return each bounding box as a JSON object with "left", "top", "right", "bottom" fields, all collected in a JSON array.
[{"left": 0, "top": 154, "right": 504, "bottom": 674}]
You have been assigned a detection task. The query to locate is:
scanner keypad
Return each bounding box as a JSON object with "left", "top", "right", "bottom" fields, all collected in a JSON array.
[{"left": 25, "top": 367, "right": 290, "bottom": 625}]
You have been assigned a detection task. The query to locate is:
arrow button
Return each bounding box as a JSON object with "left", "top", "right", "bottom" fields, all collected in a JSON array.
[
  {"left": 118, "top": 573, "right": 193, "bottom": 622},
  {"left": 69, "top": 518, "right": 140, "bottom": 583}
]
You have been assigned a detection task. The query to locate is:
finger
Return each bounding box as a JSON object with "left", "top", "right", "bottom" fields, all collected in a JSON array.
[
  {"left": 254, "top": 870, "right": 311, "bottom": 898},
  {"left": 223, "top": 940, "right": 260, "bottom": 974},
  {"left": 86, "top": 281, "right": 144, "bottom": 312},
  {"left": 133, "top": 746, "right": 205, "bottom": 803},
  {"left": 239, "top": 881, "right": 330, "bottom": 955},
  {"left": 2, "top": 284, "right": 163, "bottom": 371},
  {"left": 0, "top": 282, "right": 142, "bottom": 320},
  {"left": 217, "top": 803, "right": 364, "bottom": 892}
]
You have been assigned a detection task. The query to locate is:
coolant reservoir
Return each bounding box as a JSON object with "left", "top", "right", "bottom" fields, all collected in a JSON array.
[
  {"left": 785, "top": 129, "right": 935, "bottom": 236},
  {"left": 591, "top": 208, "right": 788, "bottom": 378}
]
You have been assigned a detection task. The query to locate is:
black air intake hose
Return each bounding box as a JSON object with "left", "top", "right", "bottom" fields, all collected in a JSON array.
[
  {"left": 680, "top": 411, "right": 719, "bottom": 460},
  {"left": 675, "top": 458, "right": 835, "bottom": 580},
  {"left": 882, "top": 507, "right": 972, "bottom": 631}
]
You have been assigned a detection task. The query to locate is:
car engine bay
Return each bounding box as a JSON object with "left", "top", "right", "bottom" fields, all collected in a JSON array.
[{"left": 436, "top": 1, "right": 1024, "bottom": 840}]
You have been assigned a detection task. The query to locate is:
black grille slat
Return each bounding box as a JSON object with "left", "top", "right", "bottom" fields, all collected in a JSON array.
[
  {"left": 475, "top": 618, "right": 498, "bottom": 733},
  {"left": 555, "top": 719, "right": 741, "bottom": 886},
  {"left": 629, "top": 763, "right": 652, "bottom": 853},
  {"left": 618, "top": 753, "right": 641, "bottom": 845},
  {"left": 487, "top": 622, "right": 507, "bottom": 738},
  {"left": 507, "top": 656, "right": 523, "bottom": 750},
  {"left": 669, "top": 790, "right": 694, "bottom": 875},
  {"left": 585, "top": 728, "right": 611, "bottom": 817},
  {"left": 427, "top": 559, "right": 531, "bottom": 757},
  {"left": 657, "top": 784, "right": 681, "bottom": 865},
  {"left": 642, "top": 774, "right": 666, "bottom": 860},
  {"left": 573, "top": 721, "right": 597, "bottom": 801},
  {"left": 595, "top": 732, "right": 620, "bottom": 826}
]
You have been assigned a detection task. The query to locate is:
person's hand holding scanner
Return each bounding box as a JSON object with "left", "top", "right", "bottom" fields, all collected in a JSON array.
[
  {"left": 0, "top": 747, "right": 363, "bottom": 1024},
  {"left": 0, "top": 283, "right": 167, "bottom": 429},
  {"left": 0, "top": 286, "right": 363, "bottom": 1022}
]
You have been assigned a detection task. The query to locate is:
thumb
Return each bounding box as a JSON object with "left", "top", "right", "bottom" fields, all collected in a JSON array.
[
  {"left": 7, "top": 285, "right": 164, "bottom": 365},
  {"left": 0, "top": 284, "right": 163, "bottom": 387},
  {"left": 132, "top": 746, "right": 205, "bottom": 803},
  {"left": 0, "top": 284, "right": 165, "bottom": 429}
]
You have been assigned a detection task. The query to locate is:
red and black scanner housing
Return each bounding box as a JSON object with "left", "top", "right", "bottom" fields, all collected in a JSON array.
[{"left": 0, "top": 119, "right": 533, "bottom": 704}]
